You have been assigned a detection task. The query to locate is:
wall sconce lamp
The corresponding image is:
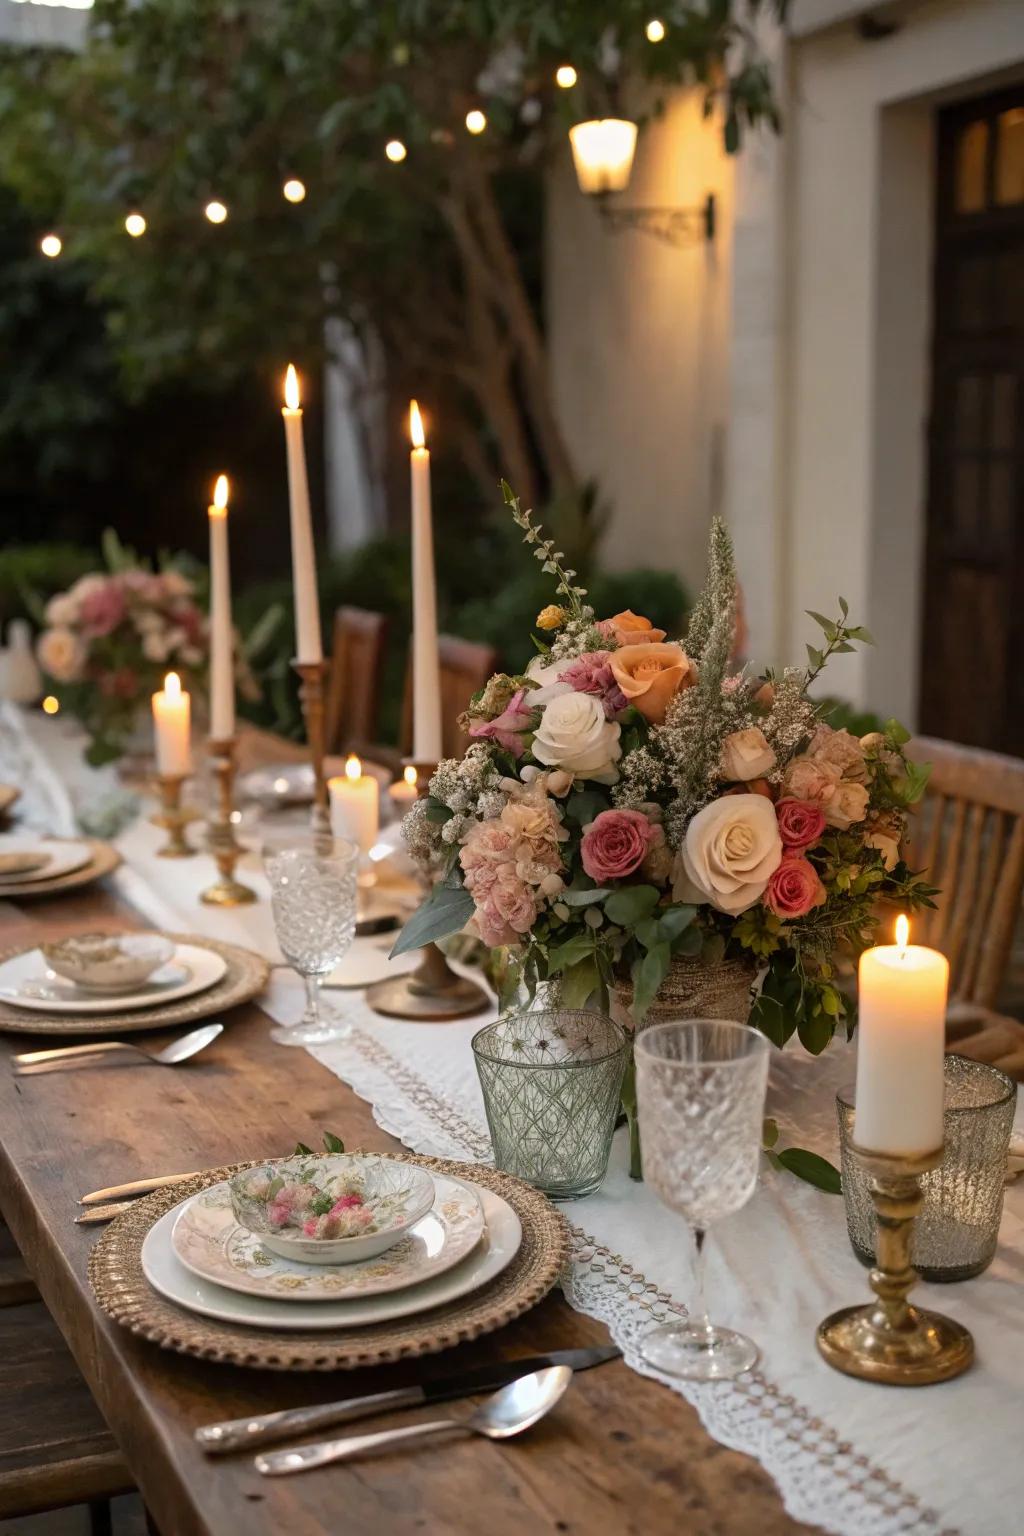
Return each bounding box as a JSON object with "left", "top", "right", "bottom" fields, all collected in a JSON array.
[{"left": 568, "top": 117, "right": 715, "bottom": 247}]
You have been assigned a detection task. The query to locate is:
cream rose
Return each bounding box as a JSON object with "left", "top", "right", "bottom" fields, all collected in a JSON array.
[
  {"left": 823, "top": 780, "right": 870, "bottom": 830},
  {"left": 36, "top": 626, "right": 85, "bottom": 684},
  {"left": 679, "top": 793, "right": 783, "bottom": 915},
  {"left": 721, "top": 727, "right": 776, "bottom": 782},
  {"left": 531, "top": 692, "right": 621, "bottom": 781}
]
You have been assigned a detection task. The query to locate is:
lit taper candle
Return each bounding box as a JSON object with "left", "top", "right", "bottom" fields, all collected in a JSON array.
[
  {"left": 854, "top": 915, "right": 948, "bottom": 1156},
  {"left": 152, "top": 671, "right": 192, "bottom": 777},
  {"left": 282, "top": 364, "right": 322, "bottom": 664},
  {"left": 207, "top": 474, "right": 234, "bottom": 739},
  {"left": 409, "top": 400, "right": 442, "bottom": 763}
]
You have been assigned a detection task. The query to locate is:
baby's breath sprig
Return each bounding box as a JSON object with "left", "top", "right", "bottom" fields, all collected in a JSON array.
[{"left": 501, "top": 480, "right": 587, "bottom": 621}]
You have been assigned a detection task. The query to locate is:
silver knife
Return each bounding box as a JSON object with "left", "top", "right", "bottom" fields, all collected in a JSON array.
[{"left": 195, "top": 1345, "right": 620, "bottom": 1455}]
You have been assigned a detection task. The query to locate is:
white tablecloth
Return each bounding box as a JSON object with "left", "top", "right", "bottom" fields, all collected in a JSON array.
[{"left": 4, "top": 703, "right": 1022, "bottom": 1536}]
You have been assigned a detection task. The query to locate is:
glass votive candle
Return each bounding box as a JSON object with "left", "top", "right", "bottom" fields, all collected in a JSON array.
[
  {"left": 838, "top": 1054, "right": 1017, "bottom": 1281},
  {"left": 472, "top": 1009, "right": 627, "bottom": 1200}
]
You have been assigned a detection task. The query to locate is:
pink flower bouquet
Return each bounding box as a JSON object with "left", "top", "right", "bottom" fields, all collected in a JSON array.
[{"left": 397, "top": 485, "right": 935, "bottom": 1061}]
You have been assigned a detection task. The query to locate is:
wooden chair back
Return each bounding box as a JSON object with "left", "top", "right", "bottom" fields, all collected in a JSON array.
[
  {"left": 324, "top": 607, "right": 390, "bottom": 757},
  {"left": 400, "top": 635, "right": 500, "bottom": 761},
  {"left": 905, "top": 735, "right": 1024, "bottom": 1008}
]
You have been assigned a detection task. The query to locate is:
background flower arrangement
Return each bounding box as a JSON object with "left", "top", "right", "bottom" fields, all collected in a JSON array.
[{"left": 398, "top": 485, "right": 936, "bottom": 1064}]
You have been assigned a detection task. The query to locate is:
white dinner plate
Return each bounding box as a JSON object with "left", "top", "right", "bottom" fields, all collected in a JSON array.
[
  {"left": 0, "top": 943, "right": 227, "bottom": 1014},
  {"left": 142, "top": 1181, "right": 522, "bottom": 1331},
  {"left": 172, "top": 1171, "right": 485, "bottom": 1302},
  {"left": 0, "top": 836, "right": 92, "bottom": 883}
]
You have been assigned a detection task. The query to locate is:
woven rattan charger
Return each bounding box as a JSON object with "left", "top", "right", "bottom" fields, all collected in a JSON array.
[{"left": 89, "top": 1153, "right": 571, "bottom": 1371}]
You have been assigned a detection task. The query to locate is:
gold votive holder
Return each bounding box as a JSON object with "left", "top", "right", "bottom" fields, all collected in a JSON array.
[
  {"left": 150, "top": 773, "right": 198, "bottom": 858},
  {"left": 817, "top": 1143, "right": 974, "bottom": 1386},
  {"left": 201, "top": 737, "right": 257, "bottom": 907},
  {"left": 292, "top": 658, "right": 330, "bottom": 836}
]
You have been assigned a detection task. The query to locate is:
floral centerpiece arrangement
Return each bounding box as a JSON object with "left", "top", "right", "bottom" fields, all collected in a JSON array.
[
  {"left": 32, "top": 530, "right": 266, "bottom": 765},
  {"left": 397, "top": 485, "right": 934, "bottom": 1171}
]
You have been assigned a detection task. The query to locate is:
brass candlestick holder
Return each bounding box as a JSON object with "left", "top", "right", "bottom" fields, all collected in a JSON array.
[
  {"left": 293, "top": 658, "right": 330, "bottom": 836},
  {"left": 366, "top": 757, "right": 489, "bottom": 1022},
  {"left": 150, "top": 773, "right": 198, "bottom": 858},
  {"left": 201, "top": 736, "right": 257, "bottom": 907},
  {"left": 817, "top": 1144, "right": 974, "bottom": 1385}
]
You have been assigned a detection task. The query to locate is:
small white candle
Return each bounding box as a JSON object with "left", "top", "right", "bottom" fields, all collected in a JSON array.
[
  {"left": 854, "top": 915, "right": 948, "bottom": 1156},
  {"left": 409, "top": 401, "right": 442, "bottom": 763},
  {"left": 390, "top": 764, "right": 419, "bottom": 811},
  {"left": 328, "top": 754, "right": 380, "bottom": 855},
  {"left": 152, "top": 671, "right": 192, "bottom": 777},
  {"left": 207, "top": 474, "right": 235, "bottom": 740},
  {"left": 282, "top": 364, "right": 322, "bottom": 664}
]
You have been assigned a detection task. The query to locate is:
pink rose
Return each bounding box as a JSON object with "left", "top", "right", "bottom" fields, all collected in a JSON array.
[
  {"left": 559, "top": 651, "right": 628, "bottom": 718},
  {"left": 78, "top": 579, "right": 126, "bottom": 638},
  {"left": 776, "top": 798, "right": 827, "bottom": 852},
  {"left": 580, "top": 809, "right": 656, "bottom": 883},
  {"left": 469, "top": 688, "right": 536, "bottom": 758},
  {"left": 763, "top": 854, "right": 827, "bottom": 920}
]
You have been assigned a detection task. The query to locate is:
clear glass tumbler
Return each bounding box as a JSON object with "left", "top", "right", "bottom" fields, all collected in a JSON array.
[
  {"left": 472, "top": 1009, "right": 627, "bottom": 1199},
  {"left": 263, "top": 831, "right": 359, "bottom": 1046},
  {"left": 635, "top": 1019, "right": 770, "bottom": 1380}
]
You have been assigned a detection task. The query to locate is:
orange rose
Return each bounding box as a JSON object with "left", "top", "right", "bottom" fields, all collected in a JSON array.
[
  {"left": 609, "top": 643, "right": 697, "bottom": 724},
  {"left": 602, "top": 609, "right": 666, "bottom": 647}
]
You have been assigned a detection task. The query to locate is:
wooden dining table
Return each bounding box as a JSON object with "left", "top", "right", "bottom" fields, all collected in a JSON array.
[{"left": 0, "top": 876, "right": 817, "bottom": 1536}]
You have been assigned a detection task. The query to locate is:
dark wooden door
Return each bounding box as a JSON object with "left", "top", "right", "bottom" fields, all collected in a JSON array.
[{"left": 920, "top": 87, "right": 1024, "bottom": 755}]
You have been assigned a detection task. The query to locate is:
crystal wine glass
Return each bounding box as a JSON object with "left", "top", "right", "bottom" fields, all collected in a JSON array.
[
  {"left": 263, "top": 831, "right": 359, "bottom": 1046},
  {"left": 635, "top": 1019, "right": 770, "bottom": 1380}
]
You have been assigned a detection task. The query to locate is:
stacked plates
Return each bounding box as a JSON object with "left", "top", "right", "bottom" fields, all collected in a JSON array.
[
  {"left": 142, "top": 1159, "right": 523, "bottom": 1333},
  {"left": 0, "top": 833, "right": 120, "bottom": 898}
]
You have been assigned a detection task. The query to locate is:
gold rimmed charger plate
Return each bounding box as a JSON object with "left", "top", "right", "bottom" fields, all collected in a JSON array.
[
  {"left": 0, "top": 934, "right": 269, "bottom": 1035},
  {"left": 0, "top": 838, "right": 121, "bottom": 899},
  {"left": 89, "top": 1155, "right": 570, "bottom": 1372}
]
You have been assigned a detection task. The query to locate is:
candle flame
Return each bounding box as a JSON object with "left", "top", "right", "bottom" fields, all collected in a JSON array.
[
  {"left": 164, "top": 672, "right": 181, "bottom": 699},
  {"left": 895, "top": 913, "right": 910, "bottom": 952},
  {"left": 345, "top": 753, "right": 362, "bottom": 781},
  {"left": 284, "top": 364, "right": 300, "bottom": 411},
  {"left": 403, "top": 765, "right": 418, "bottom": 788},
  {"left": 213, "top": 473, "right": 229, "bottom": 510},
  {"left": 409, "top": 399, "right": 425, "bottom": 450}
]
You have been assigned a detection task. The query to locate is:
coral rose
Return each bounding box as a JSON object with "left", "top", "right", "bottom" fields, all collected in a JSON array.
[
  {"left": 721, "top": 727, "right": 776, "bottom": 782},
  {"left": 763, "top": 854, "right": 826, "bottom": 920},
  {"left": 775, "top": 797, "right": 826, "bottom": 852},
  {"left": 609, "top": 643, "right": 697, "bottom": 724},
  {"left": 600, "top": 609, "right": 666, "bottom": 647},
  {"left": 678, "top": 793, "right": 783, "bottom": 916},
  {"left": 580, "top": 809, "right": 656, "bottom": 883}
]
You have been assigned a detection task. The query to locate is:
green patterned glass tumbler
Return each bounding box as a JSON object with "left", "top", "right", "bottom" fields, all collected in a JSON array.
[{"left": 472, "top": 1010, "right": 627, "bottom": 1199}]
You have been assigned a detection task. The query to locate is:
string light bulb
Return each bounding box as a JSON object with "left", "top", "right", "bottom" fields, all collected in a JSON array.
[
  {"left": 204, "top": 200, "right": 228, "bottom": 224},
  {"left": 385, "top": 139, "right": 407, "bottom": 163},
  {"left": 124, "top": 212, "right": 146, "bottom": 237},
  {"left": 555, "top": 65, "right": 577, "bottom": 89},
  {"left": 40, "top": 233, "right": 62, "bottom": 258},
  {"left": 282, "top": 178, "right": 306, "bottom": 203},
  {"left": 465, "top": 109, "right": 487, "bottom": 135},
  {"left": 645, "top": 18, "right": 666, "bottom": 42}
]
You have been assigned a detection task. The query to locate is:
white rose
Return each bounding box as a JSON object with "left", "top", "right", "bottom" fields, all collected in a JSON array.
[
  {"left": 36, "top": 626, "right": 85, "bottom": 684},
  {"left": 680, "top": 793, "right": 783, "bottom": 915},
  {"left": 721, "top": 727, "right": 776, "bottom": 782},
  {"left": 532, "top": 692, "right": 621, "bottom": 781},
  {"left": 142, "top": 631, "right": 170, "bottom": 663},
  {"left": 824, "top": 780, "right": 870, "bottom": 830},
  {"left": 525, "top": 655, "right": 567, "bottom": 688}
]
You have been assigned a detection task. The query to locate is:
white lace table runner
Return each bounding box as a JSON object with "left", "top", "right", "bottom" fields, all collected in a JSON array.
[{"left": 5, "top": 705, "right": 1023, "bottom": 1536}]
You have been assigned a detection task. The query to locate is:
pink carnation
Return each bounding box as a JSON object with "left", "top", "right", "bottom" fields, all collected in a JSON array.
[
  {"left": 775, "top": 798, "right": 826, "bottom": 852},
  {"left": 559, "top": 651, "right": 628, "bottom": 718},
  {"left": 78, "top": 579, "right": 126, "bottom": 638},
  {"left": 763, "top": 854, "right": 826, "bottom": 920},
  {"left": 581, "top": 809, "right": 656, "bottom": 883},
  {"left": 469, "top": 688, "right": 536, "bottom": 758}
]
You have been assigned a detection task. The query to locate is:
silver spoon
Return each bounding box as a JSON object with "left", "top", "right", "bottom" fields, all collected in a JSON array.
[
  {"left": 13, "top": 1022, "right": 223, "bottom": 1072},
  {"left": 255, "top": 1366, "right": 573, "bottom": 1476}
]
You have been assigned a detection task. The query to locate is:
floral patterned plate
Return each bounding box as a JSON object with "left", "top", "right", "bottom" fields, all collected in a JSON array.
[{"left": 171, "top": 1172, "right": 486, "bottom": 1302}]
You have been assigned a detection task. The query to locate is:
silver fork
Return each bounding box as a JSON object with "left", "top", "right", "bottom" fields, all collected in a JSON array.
[{"left": 14, "top": 1022, "right": 222, "bottom": 1073}]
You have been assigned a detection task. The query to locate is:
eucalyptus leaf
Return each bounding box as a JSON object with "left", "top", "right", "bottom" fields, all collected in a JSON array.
[
  {"left": 559, "top": 886, "right": 611, "bottom": 907},
  {"left": 776, "top": 1147, "right": 842, "bottom": 1195},
  {"left": 630, "top": 942, "right": 671, "bottom": 1022},
  {"left": 604, "top": 885, "right": 661, "bottom": 928},
  {"left": 391, "top": 883, "right": 475, "bottom": 958},
  {"left": 560, "top": 955, "right": 600, "bottom": 1010}
]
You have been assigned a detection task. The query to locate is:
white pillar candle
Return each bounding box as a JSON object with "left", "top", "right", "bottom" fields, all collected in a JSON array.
[
  {"left": 854, "top": 915, "right": 948, "bottom": 1156},
  {"left": 328, "top": 754, "right": 380, "bottom": 855},
  {"left": 282, "top": 364, "right": 323, "bottom": 664},
  {"left": 207, "top": 474, "right": 235, "bottom": 740},
  {"left": 409, "top": 401, "right": 442, "bottom": 763},
  {"left": 152, "top": 671, "right": 192, "bottom": 777},
  {"left": 389, "top": 764, "right": 419, "bottom": 812}
]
